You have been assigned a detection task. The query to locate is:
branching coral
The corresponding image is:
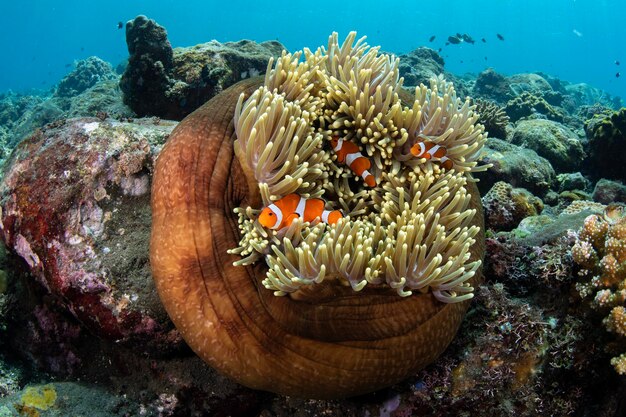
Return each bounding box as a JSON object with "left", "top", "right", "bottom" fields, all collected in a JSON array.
[
  {"left": 230, "top": 32, "right": 488, "bottom": 303},
  {"left": 573, "top": 204, "right": 626, "bottom": 373}
]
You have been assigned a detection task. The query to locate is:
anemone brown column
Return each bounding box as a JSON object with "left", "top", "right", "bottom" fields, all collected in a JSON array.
[{"left": 150, "top": 77, "right": 485, "bottom": 399}]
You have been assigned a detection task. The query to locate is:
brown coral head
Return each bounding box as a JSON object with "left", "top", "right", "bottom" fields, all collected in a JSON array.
[{"left": 150, "top": 33, "right": 486, "bottom": 399}]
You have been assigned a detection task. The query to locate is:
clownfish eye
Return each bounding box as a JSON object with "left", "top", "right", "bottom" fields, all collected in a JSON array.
[{"left": 268, "top": 213, "right": 274, "bottom": 216}]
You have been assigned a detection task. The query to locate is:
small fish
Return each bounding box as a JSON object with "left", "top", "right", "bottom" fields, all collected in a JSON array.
[
  {"left": 460, "top": 60, "right": 464, "bottom": 64},
  {"left": 481, "top": 38, "right": 487, "bottom": 43},
  {"left": 64, "top": 63, "right": 71, "bottom": 68},
  {"left": 80, "top": 47, "right": 85, "bottom": 51},
  {"left": 617, "top": 72, "right": 621, "bottom": 78},
  {"left": 461, "top": 34, "right": 475, "bottom": 44},
  {"left": 484, "top": 56, "right": 488, "bottom": 60},
  {"left": 447, "top": 35, "right": 462, "bottom": 45},
  {"left": 117, "top": 21, "right": 123, "bottom": 29},
  {"left": 258, "top": 194, "right": 342, "bottom": 230},
  {"left": 331, "top": 136, "right": 376, "bottom": 187},
  {"left": 438, "top": 47, "right": 442, "bottom": 52},
  {"left": 410, "top": 140, "right": 453, "bottom": 170},
  {"left": 445, "top": 42, "right": 450, "bottom": 46},
  {"left": 496, "top": 33, "right": 504, "bottom": 41},
  {"left": 616, "top": 60, "right": 621, "bottom": 66},
  {"left": 429, "top": 35, "right": 436, "bottom": 42},
  {"left": 572, "top": 29, "right": 583, "bottom": 37}
]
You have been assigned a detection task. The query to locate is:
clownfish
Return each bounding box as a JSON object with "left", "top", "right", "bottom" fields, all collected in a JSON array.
[
  {"left": 258, "top": 193, "right": 343, "bottom": 230},
  {"left": 410, "top": 140, "right": 454, "bottom": 170},
  {"left": 330, "top": 136, "right": 376, "bottom": 187}
]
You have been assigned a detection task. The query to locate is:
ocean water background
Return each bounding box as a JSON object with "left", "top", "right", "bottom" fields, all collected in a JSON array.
[{"left": 1, "top": 0, "right": 624, "bottom": 100}]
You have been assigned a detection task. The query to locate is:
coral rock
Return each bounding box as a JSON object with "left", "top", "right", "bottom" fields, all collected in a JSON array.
[
  {"left": 592, "top": 178, "right": 626, "bottom": 205},
  {"left": 511, "top": 119, "right": 584, "bottom": 172},
  {"left": 476, "top": 138, "right": 556, "bottom": 196},
  {"left": 120, "top": 15, "right": 284, "bottom": 120},
  {"left": 473, "top": 68, "right": 513, "bottom": 103},
  {"left": 584, "top": 108, "right": 626, "bottom": 181},
  {"left": 0, "top": 117, "right": 181, "bottom": 350},
  {"left": 505, "top": 91, "right": 565, "bottom": 123},
  {"left": 55, "top": 57, "right": 118, "bottom": 98}
]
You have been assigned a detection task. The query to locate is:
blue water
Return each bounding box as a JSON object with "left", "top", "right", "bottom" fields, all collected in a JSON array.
[{"left": 1, "top": 0, "right": 624, "bottom": 101}]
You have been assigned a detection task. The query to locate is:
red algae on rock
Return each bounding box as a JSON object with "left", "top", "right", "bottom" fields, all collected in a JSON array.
[{"left": 0, "top": 117, "right": 181, "bottom": 350}]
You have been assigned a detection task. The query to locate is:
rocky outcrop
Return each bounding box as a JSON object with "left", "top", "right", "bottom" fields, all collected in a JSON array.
[
  {"left": 120, "top": 15, "right": 284, "bottom": 120},
  {"left": 511, "top": 119, "right": 585, "bottom": 172},
  {"left": 0, "top": 117, "right": 180, "bottom": 350}
]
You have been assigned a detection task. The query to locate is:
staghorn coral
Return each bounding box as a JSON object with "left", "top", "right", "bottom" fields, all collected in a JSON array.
[
  {"left": 573, "top": 204, "right": 626, "bottom": 373},
  {"left": 472, "top": 99, "right": 509, "bottom": 139},
  {"left": 231, "top": 31, "right": 487, "bottom": 301}
]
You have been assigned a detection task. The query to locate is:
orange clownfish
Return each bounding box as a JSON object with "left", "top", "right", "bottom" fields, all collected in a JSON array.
[
  {"left": 258, "top": 193, "right": 343, "bottom": 230},
  {"left": 330, "top": 136, "right": 376, "bottom": 187},
  {"left": 410, "top": 140, "right": 454, "bottom": 170}
]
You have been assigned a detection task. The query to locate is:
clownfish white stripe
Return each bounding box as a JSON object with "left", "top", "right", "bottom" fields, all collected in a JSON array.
[
  {"left": 345, "top": 152, "right": 361, "bottom": 167},
  {"left": 268, "top": 203, "right": 283, "bottom": 229},
  {"left": 295, "top": 197, "right": 307, "bottom": 217},
  {"left": 333, "top": 138, "right": 343, "bottom": 152},
  {"left": 362, "top": 169, "right": 372, "bottom": 180},
  {"left": 321, "top": 210, "right": 330, "bottom": 222}
]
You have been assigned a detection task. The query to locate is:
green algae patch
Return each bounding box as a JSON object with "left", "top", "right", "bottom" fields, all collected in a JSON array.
[{"left": 15, "top": 384, "right": 57, "bottom": 414}]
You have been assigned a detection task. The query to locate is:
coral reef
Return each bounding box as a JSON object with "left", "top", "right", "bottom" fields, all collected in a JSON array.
[
  {"left": 573, "top": 205, "right": 626, "bottom": 374},
  {"left": 0, "top": 117, "right": 180, "bottom": 349},
  {"left": 511, "top": 119, "right": 584, "bottom": 172},
  {"left": 476, "top": 138, "right": 556, "bottom": 196},
  {"left": 120, "top": 15, "right": 283, "bottom": 120},
  {"left": 584, "top": 107, "right": 626, "bottom": 180},
  {"left": 473, "top": 68, "right": 513, "bottom": 103},
  {"left": 55, "top": 56, "right": 118, "bottom": 98},
  {"left": 504, "top": 91, "right": 565, "bottom": 122},
  {"left": 398, "top": 47, "right": 445, "bottom": 88},
  {"left": 507, "top": 73, "right": 554, "bottom": 97},
  {"left": 473, "top": 99, "right": 510, "bottom": 139},
  {"left": 482, "top": 181, "right": 543, "bottom": 231}
]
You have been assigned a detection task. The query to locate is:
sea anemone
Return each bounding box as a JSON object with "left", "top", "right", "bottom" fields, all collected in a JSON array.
[
  {"left": 230, "top": 32, "right": 486, "bottom": 302},
  {"left": 150, "top": 32, "right": 487, "bottom": 399}
]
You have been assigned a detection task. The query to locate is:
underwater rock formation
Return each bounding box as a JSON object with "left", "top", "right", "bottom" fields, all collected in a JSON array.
[
  {"left": 398, "top": 47, "right": 445, "bottom": 87},
  {"left": 592, "top": 179, "right": 626, "bottom": 205},
  {"left": 476, "top": 138, "right": 556, "bottom": 196},
  {"left": 150, "top": 32, "right": 487, "bottom": 399},
  {"left": 557, "top": 172, "right": 589, "bottom": 193},
  {"left": 584, "top": 107, "right": 626, "bottom": 181},
  {"left": 507, "top": 73, "right": 553, "bottom": 97},
  {"left": 0, "top": 117, "right": 181, "bottom": 349},
  {"left": 55, "top": 56, "right": 118, "bottom": 98},
  {"left": 473, "top": 68, "right": 514, "bottom": 103},
  {"left": 120, "top": 15, "right": 284, "bottom": 120},
  {"left": 504, "top": 91, "right": 565, "bottom": 122},
  {"left": 511, "top": 119, "right": 584, "bottom": 172}
]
